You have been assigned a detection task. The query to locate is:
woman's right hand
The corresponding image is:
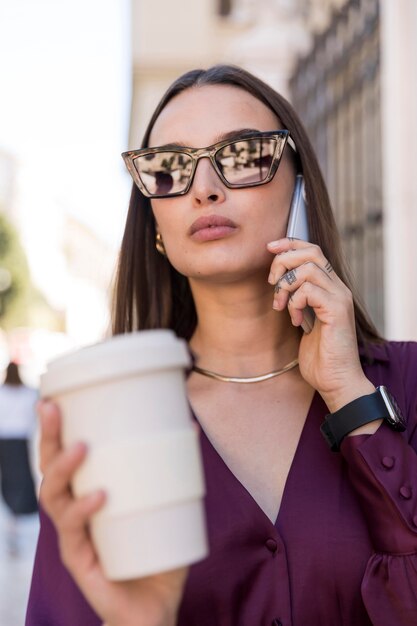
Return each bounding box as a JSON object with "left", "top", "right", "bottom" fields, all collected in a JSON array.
[{"left": 39, "top": 400, "right": 188, "bottom": 626}]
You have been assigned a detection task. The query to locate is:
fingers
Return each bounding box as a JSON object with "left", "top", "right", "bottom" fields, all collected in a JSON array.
[
  {"left": 38, "top": 400, "right": 94, "bottom": 520},
  {"left": 277, "top": 277, "right": 353, "bottom": 329},
  {"left": 267, "top": 238, "right": 353, "bottom": 327},
  {"left": 57, "top": 490, "right": 106, "bottom": 573},
  {"left": 38, "top": 400, "right": 62, "bottom": 474},
  {"left": 38, "top": 399, "right": 107, "bottom": 578},
  {"left": 276, "top": 261, "right": 333, "bottom": 292},
  {"left": 41, "top": 440, "right": 88, "bottom": 517},
  {"left": 273, "top": 261, "right": 335, "bottom": 311},
  {"left": 267, "top": 237, "right": 335, "bottom": 286},
  {"left": 38, "top": 399, "right": 81, "bottom": 517},
  {"left": 59, "top": 490, "right": 105, "bottom": 537}
]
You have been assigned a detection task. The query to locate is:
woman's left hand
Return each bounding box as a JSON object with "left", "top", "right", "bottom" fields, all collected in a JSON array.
[{"left": 267, "top": 237, "right": 375, "bottom": 412}]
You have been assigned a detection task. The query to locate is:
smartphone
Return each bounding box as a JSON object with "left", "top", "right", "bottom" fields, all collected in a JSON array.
[{"left": 285, "top": 174, "right": 315, "bottom": 334}]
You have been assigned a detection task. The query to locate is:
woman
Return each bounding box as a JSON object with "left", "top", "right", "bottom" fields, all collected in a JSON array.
[
  {"left": 26, "top": 65, "right": 417, "bottom": 626},
  {"left": 0, "top": 361, "right": 38, "bottom": 555}
]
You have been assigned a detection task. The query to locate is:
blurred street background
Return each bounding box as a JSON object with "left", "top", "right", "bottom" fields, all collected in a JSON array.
[
  {"left": 0, "top": 502, "right": 39, "bottom": 625},
  {"left": 0, "top": 0, "right": 416, "bottom": 623}
]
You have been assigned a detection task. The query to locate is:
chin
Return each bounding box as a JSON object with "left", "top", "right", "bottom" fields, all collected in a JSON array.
[
  {"left": 185, "top": 263, "right": 270, "bottom": 286},
  {"left": 167, "top": 241, "right": 271, "bottom": 282}
]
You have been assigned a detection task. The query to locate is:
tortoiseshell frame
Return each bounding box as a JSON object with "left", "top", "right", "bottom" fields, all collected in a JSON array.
[{"left": 121, "top": 130, "right": 297, "bottom": 199}]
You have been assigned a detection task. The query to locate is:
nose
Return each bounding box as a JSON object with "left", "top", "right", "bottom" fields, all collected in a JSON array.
[{"left": 190, "top": 157, "right": 226, "bottom": 206}]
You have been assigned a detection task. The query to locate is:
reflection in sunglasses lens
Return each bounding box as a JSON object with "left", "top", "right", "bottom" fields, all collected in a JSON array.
[
  {"left": 135, "top": 152, "right": 192, "bottom": 196},
  {"left": 216, "top": 138, "right": 275, "bottom": 185},
  {"left": 133, "top": 137, "right": 277, "bottom": 196}
]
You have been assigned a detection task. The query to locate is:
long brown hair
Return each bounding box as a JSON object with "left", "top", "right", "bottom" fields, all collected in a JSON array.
[
  {"left": 4, "top": 362, "right": 23, "bottom": 386},
  {"left": 112, "top": 64, "right": 382, "bottom": 347}
]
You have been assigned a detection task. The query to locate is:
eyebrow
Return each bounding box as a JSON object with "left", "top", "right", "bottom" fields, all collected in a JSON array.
[{"left": 157, "top": 128, "right": 262, "bottom": 149}]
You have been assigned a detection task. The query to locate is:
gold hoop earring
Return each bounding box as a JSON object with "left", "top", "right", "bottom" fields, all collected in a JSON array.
[{"left": 155, "top": 232, "right": 166, "bottom": 256}]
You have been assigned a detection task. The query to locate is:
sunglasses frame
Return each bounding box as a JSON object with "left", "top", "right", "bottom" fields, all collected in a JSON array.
[{"left": 121, "top": 130, "right": 296, "bottom": 199}]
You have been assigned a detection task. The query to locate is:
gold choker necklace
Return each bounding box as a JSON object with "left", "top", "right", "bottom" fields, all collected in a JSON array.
[{"left": 192, "top": 358, "right": 299, "bottom": 383}]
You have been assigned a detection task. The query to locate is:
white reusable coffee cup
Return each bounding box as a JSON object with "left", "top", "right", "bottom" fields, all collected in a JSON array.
[{"left": 40, "top": 329, "right": 208, "bottom": 580}]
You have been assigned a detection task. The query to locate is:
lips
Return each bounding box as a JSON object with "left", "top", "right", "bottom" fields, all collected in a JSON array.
[{"left": 189, "top": 215, "right": 238, "bottom": 241}]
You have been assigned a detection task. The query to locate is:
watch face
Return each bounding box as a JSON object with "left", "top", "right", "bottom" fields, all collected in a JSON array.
[{"left": 379, "top": 386, "right": 406, "bottom": 431}]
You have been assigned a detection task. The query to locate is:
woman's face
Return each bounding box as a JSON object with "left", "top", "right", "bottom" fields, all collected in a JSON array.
[{"left": 149, "top": 84, "right": 296, "bottom": 284}]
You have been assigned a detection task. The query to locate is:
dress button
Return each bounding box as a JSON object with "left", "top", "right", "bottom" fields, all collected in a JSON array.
[
  {"left": 399, "top": 486, "right": 412, "bottom": 500},
  {"left": 381, "top": 456, "right": 395, "bottom": 469},
  {"left": 265, "top": 538, "right": 278, "bottom": 554},
  {"left": 272, "top": 620, "right": 283, "bottom": 626}
]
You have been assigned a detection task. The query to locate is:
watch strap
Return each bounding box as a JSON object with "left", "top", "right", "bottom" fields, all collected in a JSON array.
[{"left": 320, "top": 389, "right": 388, "bottom": 452}]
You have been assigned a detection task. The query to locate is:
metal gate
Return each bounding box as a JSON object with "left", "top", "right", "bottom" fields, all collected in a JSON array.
[{"left": 290, "top": 0, "right": 383, "bottom": 332}]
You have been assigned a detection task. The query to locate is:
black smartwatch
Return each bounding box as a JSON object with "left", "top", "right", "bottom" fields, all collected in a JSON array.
[{"left": 320, "top": 386, "right": 406, "bottom": 452}]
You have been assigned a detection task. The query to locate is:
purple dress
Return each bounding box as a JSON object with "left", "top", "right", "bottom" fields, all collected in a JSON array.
[{"left": 26, "top": 341, "right": 417, "bottom": 625}]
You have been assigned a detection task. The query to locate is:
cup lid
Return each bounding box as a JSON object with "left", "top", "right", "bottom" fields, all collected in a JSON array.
[{"left": 40, "top": 329, "right": 191, "bottom": 398}]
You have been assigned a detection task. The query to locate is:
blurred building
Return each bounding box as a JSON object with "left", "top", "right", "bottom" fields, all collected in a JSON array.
[
  {"left": 290, "top": 0, "right": 417, "bottom": 340},
  {"left": 128, "top": 0, "right": 311, "bottom": 145},
  {"left": 63, "top": 216, "right": 115, "bottom": 344},
  {"left": 128, "top": 0, "right": 417, "bottom": 340},
  {"left": 291, "top": 0, "right": 385, "bottom": 329},
  {"left": 0, "top": 150, "right": 18, "bottom": 220},
  {"left": 0, "top": 159, "right": 116, "bottom": 381}
]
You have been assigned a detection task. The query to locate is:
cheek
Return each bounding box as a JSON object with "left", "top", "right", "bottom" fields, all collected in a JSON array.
[
  {"left": 164, "top": 241, "right": 206, "bottom": 279},
  {"left": 151, "top": 200, "right": 184, "bottom": 240},
  {"left": 254, "top": 187, "right": 291, "bottom": 241},
  {"left": 266, "top": 166, "right": 295, "bottom": 236},
  {"left": 151, "top": 204, "right": 190, "bottom": 271}
]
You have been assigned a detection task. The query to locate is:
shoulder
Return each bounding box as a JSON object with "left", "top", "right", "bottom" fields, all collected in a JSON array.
[
  {"left": 361, "top": 340, "right": 417, "bottom": 425},
  {"left": 382, "top": 339, "right": 417, "bottom": 359},
  {"left": 360, "top": 339, "right": 417, "bottom": 370},
  {"left": 377, "top": 340, "right": 417, "bottom": 383},
  {"left": 361, "top": 338, "right": 417, "bottom": 359}
]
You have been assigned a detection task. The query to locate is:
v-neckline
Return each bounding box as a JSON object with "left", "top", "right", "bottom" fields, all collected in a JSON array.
[{"left": 190, "top": 390, "right": 320, "bottom": 527}]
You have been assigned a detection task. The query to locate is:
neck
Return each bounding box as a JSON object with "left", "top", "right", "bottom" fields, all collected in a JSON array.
[{"left": 188, "top": 277, "right": 301, "bottom": 377}]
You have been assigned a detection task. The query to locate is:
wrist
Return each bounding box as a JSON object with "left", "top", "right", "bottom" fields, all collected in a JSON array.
[
  {"left": 320, "top": 384, "right": 406, "bottom": 452},
  {"left": 321, "top": 379, "right": 376, "bottom": 414}
]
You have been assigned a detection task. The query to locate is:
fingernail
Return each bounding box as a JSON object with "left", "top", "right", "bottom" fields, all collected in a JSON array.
[
  {"left": 89, "top": 489, "right": 106, "bottom": 503},
  {"left": 71, "top": 441, "right": 87, "bottom": 455},
  {"left": 267, "top": 272, "right": 275, "bottom": 285},
  {"left": 267, "top": 240, "right": 281, "bottom": 248},
  {"left": 272, "top": 301, "right": 280, "bottom": 310},
  {"left": 39, "top": 401, "right": 55, "bottom": 424}
]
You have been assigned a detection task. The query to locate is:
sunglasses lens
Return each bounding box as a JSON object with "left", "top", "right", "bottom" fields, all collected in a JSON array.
[
  {"left": 215, "top": 138, "right": 276, "bottom": 186},
  {"left": 134, "top": 152, "right": 193, "bottom": 196}
]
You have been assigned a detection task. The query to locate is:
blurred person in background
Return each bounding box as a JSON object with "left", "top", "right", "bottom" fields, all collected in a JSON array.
[
  {"left": 0, "top": 361, "right": 38, "bottom": 556},
  {"left": 28, "top": 65, "right": 417, "bottom": 626}
]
